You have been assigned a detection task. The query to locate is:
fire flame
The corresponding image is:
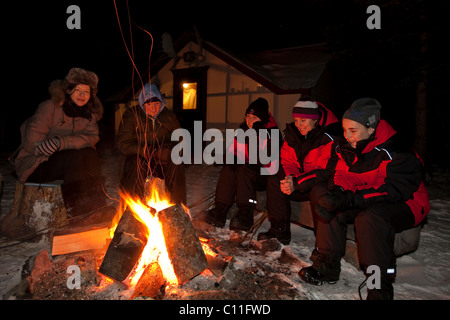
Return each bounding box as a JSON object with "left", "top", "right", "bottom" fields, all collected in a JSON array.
[
  {"left": 199, "top": 237, "right": 219, "bottom": 258},
  {"left": 115, "top": 187, "right": 178, "bottom": 288},
  {"left": 145, "top": 180, "right": 173, "bottom": 213},
  {"left": 103, "top": 180, "right": 216, "bottom": 294}
]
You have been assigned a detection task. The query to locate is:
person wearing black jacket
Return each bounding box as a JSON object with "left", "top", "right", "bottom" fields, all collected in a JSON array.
[
  {"left": 298, "top": 98, "right": 430, "bottom": 300},
  {"left": 117, "top": 83, "right": 186, "bottom": 205},
  {"left": 202, "top": 98, "right": 281, "bottom": 231}
]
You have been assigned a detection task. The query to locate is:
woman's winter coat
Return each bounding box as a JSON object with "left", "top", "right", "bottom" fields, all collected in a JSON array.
[
  {"left": 332, "top": 119, "right": 430, "bottom": 226},
  {"left": 281, "top": 103, "right": 339, "bottom": 192},
  {"left": 13, "top": 83, "right": 103, "bottom": 183}
]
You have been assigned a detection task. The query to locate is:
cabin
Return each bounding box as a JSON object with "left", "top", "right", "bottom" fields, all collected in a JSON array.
[{"left": 106, "top": 32, "right": 335, "bottom": 140}]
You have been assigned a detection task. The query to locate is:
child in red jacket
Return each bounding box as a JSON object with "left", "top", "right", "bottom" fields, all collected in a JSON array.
[
  {"left": 258, "top": 96, "right": 339, "bottom": 244},
  {"left": 298, "top": 98, "right": 430, "bottom": 300},
  {"left": 203, "top": 98, "right": 281, "bottom": 231}
]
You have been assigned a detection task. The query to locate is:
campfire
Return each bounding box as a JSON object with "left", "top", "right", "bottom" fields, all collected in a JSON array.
[
  {"left": 98, "top": 177, "right": 209, "bottom": 298},
  {"left": 17, "top": 176, "right": 306, "bottom": 301}
]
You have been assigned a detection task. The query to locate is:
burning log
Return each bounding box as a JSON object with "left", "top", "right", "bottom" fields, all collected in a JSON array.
[
  {"left": 99, "top": 201, "right": 208, "bottom": 287},
  {"left": 99, "top": 209, "right": 149, "bottom": 282},
  {"left": 197, "top": 237, "right": 231, "bottom": 277},
  {"left": 157, "top": 203, "right": 209, "bottom": 284},
  {"left": 131, "top": 262, "right": 165, "bottom": 299}
]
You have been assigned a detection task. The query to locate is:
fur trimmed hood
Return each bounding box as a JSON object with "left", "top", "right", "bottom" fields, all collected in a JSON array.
[{"left": 48, "top": 79, "right": 104, "bottom": 120}]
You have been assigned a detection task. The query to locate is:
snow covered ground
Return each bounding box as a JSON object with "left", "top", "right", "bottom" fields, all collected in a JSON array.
[{"left": 0, "top": 149, "right": 449, "bottom": 300}]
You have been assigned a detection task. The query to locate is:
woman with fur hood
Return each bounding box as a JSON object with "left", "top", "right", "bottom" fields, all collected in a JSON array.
[{"left": 10, "top": 67, "right": 112, "bottom": 218}]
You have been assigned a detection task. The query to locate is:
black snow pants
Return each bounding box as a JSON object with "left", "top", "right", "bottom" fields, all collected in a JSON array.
[
  {"left": 214, "top": 164, "right": 267, "bottom": 209},
  {"left": 266, "top": 167, "right": 312, "bottom": 231},
  {"left": 27, "top": 147, "right": 107, "bottom": 212},
  {"left": 311, "top": 183, "right": 416, "bottom": 272}
]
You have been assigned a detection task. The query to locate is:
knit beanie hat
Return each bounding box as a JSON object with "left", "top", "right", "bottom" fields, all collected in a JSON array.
[
  {"left": 343, "top": 98, "right": 382, "bottom": 128},
  {"left": 245, "top": 98, "right": 269, "bottom": 123},
  {"left": 63, "top": 67, "right": 99, "bottom": 96},
  {"left": 292, "top": 100, "right": 320, "bottom": 120}
]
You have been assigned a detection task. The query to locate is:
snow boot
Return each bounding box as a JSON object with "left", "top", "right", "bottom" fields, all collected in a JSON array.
[
  {"left": 257, "top": 225, "right": 291, "bottom": 245},
  {"left": 298, "top": 249, "right": 341, "bottom": 285},
  {"left": 203, "top": 202, "right": 230, "bottom": 228},
  {"left": 363, "top": 268, "right": 395, "bottom": 300},
  {"left": 229, "top": 205, "right": 254, "bottom": 232}
]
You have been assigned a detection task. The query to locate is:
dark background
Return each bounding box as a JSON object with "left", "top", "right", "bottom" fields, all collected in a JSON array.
[{"left": 1, "top": 0, "right": 448, "bottom": 167}]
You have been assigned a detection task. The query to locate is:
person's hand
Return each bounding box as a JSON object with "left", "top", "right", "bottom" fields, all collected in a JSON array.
[
  {"left": 315, "top": 187, "right": 354, "bottom": 221},
  {"left": 252, "top": 121, "right": 264, "bottom": 131},
  {"left": 37, "top": 137, "right": 61, "bottom": 156},
  {"left": 318, "top": 187, "right": 354, "bottom": 211},
  {"left": 280, "top": 175, "right": 295, "bottom": 195}
]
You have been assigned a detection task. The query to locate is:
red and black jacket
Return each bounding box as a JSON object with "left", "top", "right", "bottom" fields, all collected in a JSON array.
[
  {"left": 332, "top": 119, "right": 430, "bottom": 226},
  {"left": 281, "top": 103, "right": 339, "bottom": 192},
  {"left": 229, "top": 113, "right": 281, "bottom": 174}
]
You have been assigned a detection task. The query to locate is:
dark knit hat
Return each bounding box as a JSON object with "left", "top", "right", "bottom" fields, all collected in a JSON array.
[
  {"left": 292, "top": 100, "right": 320, "bottom": 120},
  {"left": 63, "top": 67, "right": 99, "bottom": 96},
  {"left": 245, "top": 98, "right": 269, "bottom": 123},
  {"left": 343, "top": 98, "right": 382, "bottom": 128}
]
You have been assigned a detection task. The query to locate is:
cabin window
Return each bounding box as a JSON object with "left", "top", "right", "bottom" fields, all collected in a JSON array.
[{"left": 182, "top": 82, "right": 197, "bottom": 110}]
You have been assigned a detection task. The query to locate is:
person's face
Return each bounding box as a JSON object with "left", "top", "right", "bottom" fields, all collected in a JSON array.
[
  {"left": 70, "top": 84, "right": 91, "bottom": 107},
  {"left": 294, "top": 117, "right": 317, "bottom": 136},
  {"left": 245, "top": 114, "right": 261, "bottom": 129},
  {"left": 143, "top": 100, "right": 161, "bottom": 117},
  {"left": 342, "top": 118, "right": 375, "bottom": 148}
]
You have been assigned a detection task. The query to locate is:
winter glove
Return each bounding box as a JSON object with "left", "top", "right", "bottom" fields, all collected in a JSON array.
[
  {"left": 37, "top": 137, "right": 61, "bottom": 156},
  {"left": 252, "top": 121, "right": 264, "bottom": 131},
  {"left": 315, "top": 187, "right": 355, "bottom": 221}
]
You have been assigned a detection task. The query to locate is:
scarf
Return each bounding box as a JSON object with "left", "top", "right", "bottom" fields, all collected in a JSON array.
[{"left": 62, "top": 99, "right": 92, "bottom": 121}]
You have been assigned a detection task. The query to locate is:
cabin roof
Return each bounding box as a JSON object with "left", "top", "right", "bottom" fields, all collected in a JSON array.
[{"left": 107, "top": 32, "right": 330, "bottom": 102}]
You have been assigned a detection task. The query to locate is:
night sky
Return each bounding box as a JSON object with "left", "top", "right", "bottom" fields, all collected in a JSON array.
[{"left": 2, "top": 1, "right": 448, "bottom": 165}]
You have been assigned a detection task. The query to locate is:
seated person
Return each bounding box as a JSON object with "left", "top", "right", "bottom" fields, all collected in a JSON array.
[
  {"left": 203, "top": 98, "right": 281, "bottom": 231},
  {"left": 117, "top": 83, "right": 186, "bottom": 205},
  {"left": 258, "top": 97, "right": 339, "bottom": 244},
  {"left": 11, "top": 67, "right": 112, "bottom": 218},
  {"left": 298, "top": 98, "right": 430, "bottom": 300}
]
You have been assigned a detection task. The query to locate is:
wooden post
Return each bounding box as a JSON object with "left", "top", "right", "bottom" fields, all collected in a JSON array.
[{"left": 0, "top": 180, "right": 68, "bottom": 240}]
